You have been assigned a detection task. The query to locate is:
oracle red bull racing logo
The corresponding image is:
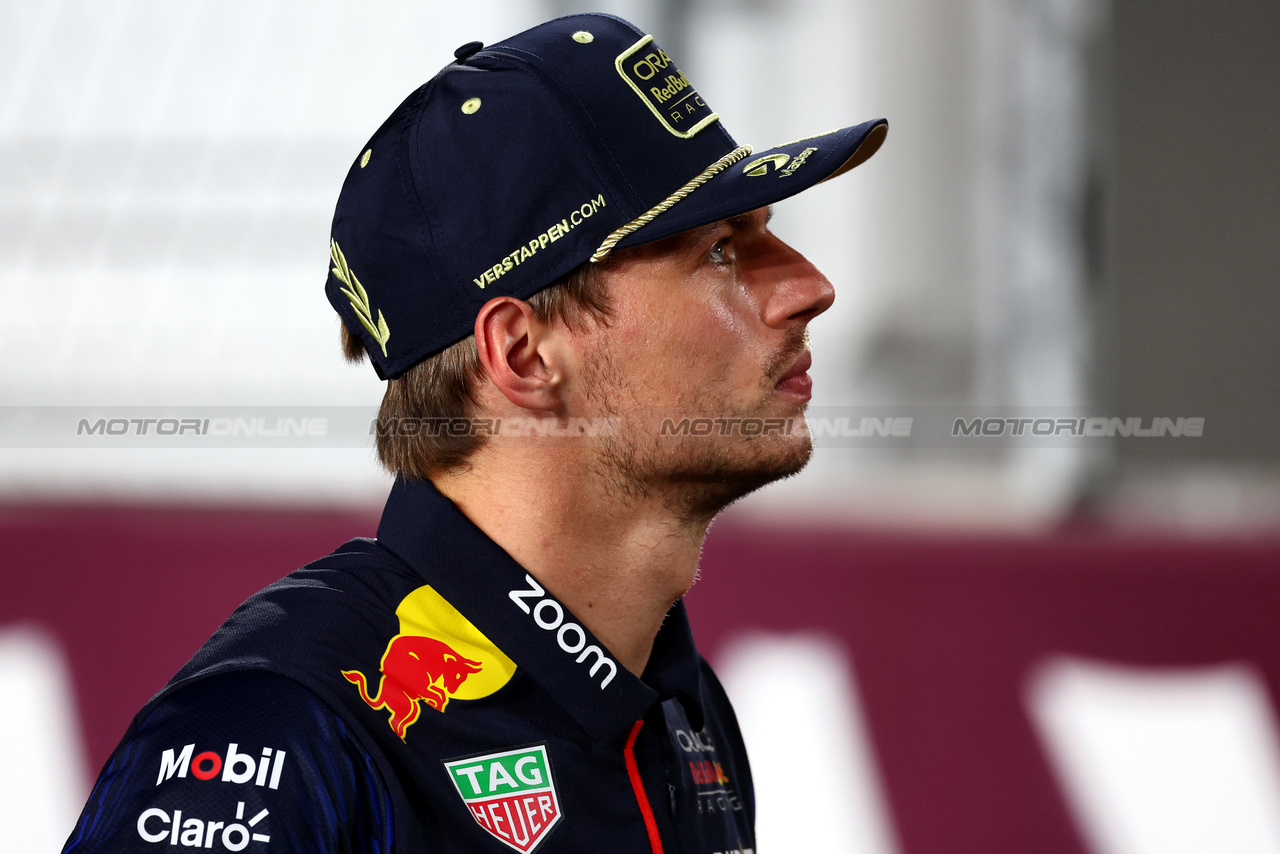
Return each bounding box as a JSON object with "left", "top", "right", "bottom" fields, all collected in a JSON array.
[{"left": 343, "top": 585, "right": 516, "bottom": 740}]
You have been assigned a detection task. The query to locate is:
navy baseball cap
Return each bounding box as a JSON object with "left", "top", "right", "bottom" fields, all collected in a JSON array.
[{"left": 327, "top": 12, "right": 887, "bottom": 379}]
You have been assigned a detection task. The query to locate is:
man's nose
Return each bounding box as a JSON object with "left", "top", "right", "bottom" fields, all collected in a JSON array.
[{"left": 756, "top": 234, "right": 836, "bottom": 327}]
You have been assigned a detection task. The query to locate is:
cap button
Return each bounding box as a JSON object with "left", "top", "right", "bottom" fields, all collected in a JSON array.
[{"left": 454, "top": 41, "right": 484, "bottom": 61}]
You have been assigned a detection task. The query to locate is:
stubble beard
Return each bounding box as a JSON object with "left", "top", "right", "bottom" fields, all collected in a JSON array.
[{"left": 581, "top": 333, "right": 814, "bottom": 528}]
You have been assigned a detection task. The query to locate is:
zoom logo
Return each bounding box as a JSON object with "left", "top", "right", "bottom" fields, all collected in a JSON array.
[{"left": 509, "top": 574, "right": 618, "bottom": 689}]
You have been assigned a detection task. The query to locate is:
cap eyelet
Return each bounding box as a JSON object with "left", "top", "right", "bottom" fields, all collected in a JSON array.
[
  {"left": 572, "top": 31, "right": 594, "bottom": 44},
  {"left": 461, "top": 97, "right": 482, "bottom": 115}
]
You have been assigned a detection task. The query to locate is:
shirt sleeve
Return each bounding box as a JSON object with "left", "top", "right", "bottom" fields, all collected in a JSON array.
[{"left": 61, "top": 670, "right": 395, "bottom": 853}]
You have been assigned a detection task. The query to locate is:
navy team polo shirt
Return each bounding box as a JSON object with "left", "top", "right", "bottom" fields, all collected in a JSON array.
[{"left": 63, "top": 479, "right": 756, "bottom": 853}]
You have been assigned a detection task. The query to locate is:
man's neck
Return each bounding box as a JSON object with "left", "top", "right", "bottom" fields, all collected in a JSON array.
[{"left": 432, "top": 447, "right": 708, "bottom": 678}]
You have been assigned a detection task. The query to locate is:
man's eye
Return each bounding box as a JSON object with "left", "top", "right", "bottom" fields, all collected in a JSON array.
[{"left": 708, "top": 239, "right": 731, "bottom": 265}]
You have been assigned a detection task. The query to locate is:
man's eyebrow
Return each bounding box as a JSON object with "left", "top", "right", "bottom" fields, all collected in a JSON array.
[
  {"left": 680, "top": 221, "right": 722, "bottom": 247},
  {"left": 685, "top": 206, "right": 775, "bottom": 245},
  {"left": 727, "top": 205, "right": 774, "bottom": 232}
]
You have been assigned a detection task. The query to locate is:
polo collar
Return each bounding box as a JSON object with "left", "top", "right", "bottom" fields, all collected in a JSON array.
[{"left": 375, "top": 478, "right": 707, "bottom": 744}]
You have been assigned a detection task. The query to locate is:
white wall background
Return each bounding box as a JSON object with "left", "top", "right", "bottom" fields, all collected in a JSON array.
[{"left": 0, "top": 0, "right": 1100, "bottom": 526}]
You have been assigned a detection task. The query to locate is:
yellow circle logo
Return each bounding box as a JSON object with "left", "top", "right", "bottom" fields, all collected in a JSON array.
[
  {"left": 342, "top": 585, "right": 516, "bottom": 740},
  {"left": 395, "top": 585, "right": 516, "bottom": 699}
]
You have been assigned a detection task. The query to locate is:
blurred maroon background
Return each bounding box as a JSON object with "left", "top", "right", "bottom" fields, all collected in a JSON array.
[{"left": 5, "top": 501, "right": 1280, "bottom": 854}]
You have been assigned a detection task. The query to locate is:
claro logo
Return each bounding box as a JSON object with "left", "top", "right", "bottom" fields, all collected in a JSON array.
[
  {"left": 157, "top": 743, "right": 287, "bottom": 789},
  {"left": 509, "top": 574, "right": 618, "bottom": 689},
  {"left": 137, "top": 801, "right": 270, "bottom": 851}
]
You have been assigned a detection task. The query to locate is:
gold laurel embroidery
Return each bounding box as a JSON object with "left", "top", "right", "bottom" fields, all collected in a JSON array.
[
  {"left": 331, "top": 239, "right": 390, "bottom": 357},
  {"left": 590, "top": 145, "right": 753, "bottom": 263}
]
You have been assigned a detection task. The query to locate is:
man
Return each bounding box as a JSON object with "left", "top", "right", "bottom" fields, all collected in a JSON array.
[{"left": 63, "top": 12, "right": 885, "bottom": 853}]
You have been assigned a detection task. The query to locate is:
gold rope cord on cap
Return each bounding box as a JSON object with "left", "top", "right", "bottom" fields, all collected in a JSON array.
[{"left": 590, "top": 144, "right": 754, "bottom": 263}]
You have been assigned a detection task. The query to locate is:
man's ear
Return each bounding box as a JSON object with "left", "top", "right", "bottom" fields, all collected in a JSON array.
[{"left": 474, "top": 296, "right": 565, "bottom": 412}]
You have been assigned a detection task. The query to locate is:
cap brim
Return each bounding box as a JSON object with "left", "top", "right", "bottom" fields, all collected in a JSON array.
[
  {"left": 611, "top": 120, "right": 890, "bottom": 253},
  {"left": 611, "top": 118, "right": 888, "bottom": 252}
]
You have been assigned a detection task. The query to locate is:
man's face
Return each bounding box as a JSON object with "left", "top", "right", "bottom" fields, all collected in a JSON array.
[{"left": 569, "top": 206, "right": 835, "bottom": 522}]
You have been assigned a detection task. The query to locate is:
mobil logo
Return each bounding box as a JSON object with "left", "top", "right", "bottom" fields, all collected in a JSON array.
[
  {"left": 343, "top": 584, "right": 516, "bottom": 740},
  {"left": 155, "top": 743, "right": 286, "bottom": 789}
]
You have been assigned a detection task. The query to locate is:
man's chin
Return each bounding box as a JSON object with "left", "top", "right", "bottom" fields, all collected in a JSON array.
[
  {"left": 589, "top": 404, "right": 816, "bottom": 525},
  {"left": 661, "top": 435, "right": 814, "bottom": 523}
]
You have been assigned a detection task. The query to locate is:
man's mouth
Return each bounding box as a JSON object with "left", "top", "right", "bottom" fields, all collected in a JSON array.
[{"left": 773, "top": 349, "right": 813, "bottom": 400}]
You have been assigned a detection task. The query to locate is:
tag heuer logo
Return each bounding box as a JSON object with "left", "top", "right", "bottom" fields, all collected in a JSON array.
[{"left": 444, "top": 744, "right": 563, "bottom": 852}]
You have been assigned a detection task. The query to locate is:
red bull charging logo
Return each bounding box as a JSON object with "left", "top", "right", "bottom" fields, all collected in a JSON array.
[
  {"left": 343, "top": 585, "right": 516, "bottom": 740},
  {"left": 343, "top": 635, "right": 483, "bottom": 738}
]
